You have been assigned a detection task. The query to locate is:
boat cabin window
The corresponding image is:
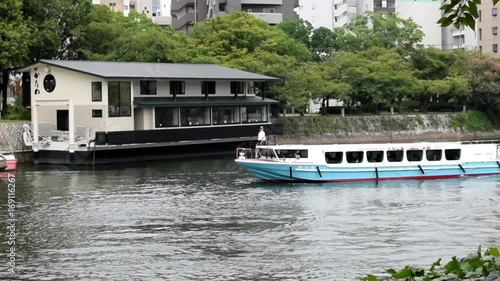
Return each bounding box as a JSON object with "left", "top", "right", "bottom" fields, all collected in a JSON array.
[
  {"left": 387, "top": 150, "right": 403, "bottom": 162},
  {"left": 426, "top": 149, "right": 442, "bottom": 161},
  {"left": 259, "top": 148, "right": 276, "bottom": 158},
  {"left": 276, "top": 149, "right": 308, "bottom": 159},
  {"left": 406, "top": 150, "right": 423, "bottom": 162},
  {"left": 325, "top": 152, "right": 343, "bottom": 164},
  {"left": 346, "top": 151, "right": 363, "bottom": 163},
  {"left": 367, "top": 151, "right": 384, "bottom": 163},
  {"left": 445, "top": 149, "right": 461, "bottom": 160}
]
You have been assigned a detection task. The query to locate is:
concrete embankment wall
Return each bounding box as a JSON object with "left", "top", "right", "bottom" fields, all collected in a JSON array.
[
  {"left": 0, "top": 121, "right": 32, "bottom": 162},
  {"left": 272, "top": 113, "right": 500, "bottom": 144},
  {"left": 2, "top": 113, "right": 500, "bottom": 163}
]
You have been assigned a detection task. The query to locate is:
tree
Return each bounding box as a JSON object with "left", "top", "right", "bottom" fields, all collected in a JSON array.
[
  {"left": 335, "top": 12, "right": 424, "bottom": 53},
  {"left": 409, "top": 47, "right": 467, "bottom": 112},
  {"left": 22, "top": 0, "right": 94, "bottom": 60},
  {"left": 310, "top": 27, "right": 338, "bottom": 61},
  {"left": 276, "top": 18, "right": 313, "bottom": 49},
  {"left": 461, "top": 55, "right": 500, "bottom": 120},
  {"left": 187, "top": 12, "right": 314, "bottom": 114},
  {"left": 75, "top": 8, "right": 188, "bottom": 62},
  {"left": 0, "top": 0, "right": 29, "bottom": 116}
]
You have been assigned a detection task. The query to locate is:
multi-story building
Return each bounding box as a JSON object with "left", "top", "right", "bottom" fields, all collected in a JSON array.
[
  {"left": 94, "top": 0, "right": 172, "bottom": 26},
  {"left": 171, "top": 0, "right": 299, "bottom": 34},
  {"left": 478, "top": 0, "right": 500, "bottom": 57},
  {"left": 297, "top": 0, "right": 477, "bottom": 51}
]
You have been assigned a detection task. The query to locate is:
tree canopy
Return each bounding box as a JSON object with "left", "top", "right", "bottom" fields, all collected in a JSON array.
[{"left": 3, "top": 3, "right": 500, "bottom": 120}]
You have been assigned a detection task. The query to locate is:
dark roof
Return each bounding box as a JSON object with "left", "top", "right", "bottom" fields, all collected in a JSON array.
[
  {"left": 19, "top": 60, "right": 278, "bottom": 81},
  {"left": 134, "top": 96, "right": 278, "bottom": 107}
]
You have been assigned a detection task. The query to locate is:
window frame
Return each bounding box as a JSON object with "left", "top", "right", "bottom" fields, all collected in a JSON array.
[
  {"left": 92, "top": 82, "right": 102, "bottom": 102},
  {"left": 92, "top": 109, "right": 103, "bottom": 118},
  {"left": 108, "top": 81, "right": 131, "bottom": 117},
  {"left": 140, "top": 80, "right": 157, "bottom": 95},
  {"left": 230, "top": 81, "right": 244, "bottom": 95},
  {"left": 170, "top": 81, "right": 185, "bottom": 95},
  {"left": 406, "top": 150, "right": 424, "bottom": 162},
  {"left": 201, "top": 81, "right": 216, "bottom": 95}
]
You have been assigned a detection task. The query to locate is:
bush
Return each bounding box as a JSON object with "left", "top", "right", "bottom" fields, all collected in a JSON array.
[
  {"left": 450, "top": 110, "right": 494, "bottom": 132},
  {"left": 2, "top": 95, "right": 30, "bottom": 120},
  {"left": 362, "top": 246, "right": 500, "bottom": 281}
]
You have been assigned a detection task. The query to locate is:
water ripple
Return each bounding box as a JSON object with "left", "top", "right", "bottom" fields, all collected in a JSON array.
[{"left": 0, "top": 159, "right": 499, "bottom": 280}]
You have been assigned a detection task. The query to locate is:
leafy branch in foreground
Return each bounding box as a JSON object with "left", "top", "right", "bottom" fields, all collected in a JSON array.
[
  {"left": 438, "top": 0, "right": 499, "bottom": 30},
  {"left": 361, "top": 246, "right": 500, "bottom": 281}
]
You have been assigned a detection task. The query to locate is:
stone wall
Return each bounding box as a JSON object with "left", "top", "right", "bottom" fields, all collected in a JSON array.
[
  {"left": 0, "top": 121, "right": 30, "bottom": 152},
  {"left": 272, "top": 114, "right": 500, "bottom": 144},
  {"left": 3, "top": 113, "right": 500, "bottom": 162}
]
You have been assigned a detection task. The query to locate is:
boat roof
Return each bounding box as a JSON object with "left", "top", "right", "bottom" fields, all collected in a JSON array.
[{"left": 258, "top": 140, "right": 500, "bottom": 150}]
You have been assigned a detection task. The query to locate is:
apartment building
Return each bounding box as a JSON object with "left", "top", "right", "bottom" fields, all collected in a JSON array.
[
  {"left": 94, "top": 0, "right": 172, "bottom": 25},
  {"left": 478, "top": 0, "right": 500, "bottom": 57},
  {"left": 171, "top": 0, "right": 299, "bottom": 34},
  {"left": 297, "top": 0, "right": 477, "bottom": 51}
]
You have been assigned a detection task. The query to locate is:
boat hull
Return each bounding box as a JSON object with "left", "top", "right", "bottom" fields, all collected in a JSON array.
[{"left": 235, "top": 160, "right": 500, "bottom": 183}]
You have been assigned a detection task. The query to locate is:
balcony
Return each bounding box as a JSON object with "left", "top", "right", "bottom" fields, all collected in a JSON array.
[
  {"left": 248, "top": 12, "right": 283, "bottom": 24},
  {"left": 172, "top": 13, "right": 195, "bottom": 30},
  {"left": 241, "top": 0, "right": 282, "bottom": 4},
  {"left": 153, "top": 16, "right": 172, "bottom": 26},
  {"left": 171, "top": 0, "right": 194, "bottom": 11},
  {"left": 334, "top": 4, "right": 348, "bottom": 16}
]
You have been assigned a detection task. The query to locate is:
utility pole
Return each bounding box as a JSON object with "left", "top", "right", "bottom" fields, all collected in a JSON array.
[{"left": 194, "top": 0, "right": 197, "bottom": 23}]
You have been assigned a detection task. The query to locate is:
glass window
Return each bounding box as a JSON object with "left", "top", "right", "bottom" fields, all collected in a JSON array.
[
  {"left": 406, "top": 150, "right": 423, "bottom": 162},
  {"left": 387, "top": 150, "right": 404, "bottom": 162},
  {"left": 426, "top": 149, "right": 442, "bottom": 161},
  {"left": 248, "top": 82, "right": 263, "bottom": 95},
  {"left": 212, "top": 106, "right": 240, "bottom": 125},
  {"left": 325, "top": 151, "right": 343, "bottom": 164},
  {"left": 108, "top": 82, "right": 131, "bottom": 117},
  {"left": 276, "top": 149, "right": 308, "bottom": 159},
  {"left": 180, "top": 107, "right": 210, "bottom": 126},
  {"left": 346, "top": 151, "right": 363, "bottom": 163},
  {"left": 140, "top": 80, "right": 157, "bottom": 95},
  {"left": 242, "top": 105, "right": 266, "bottom": 123},
  {"left": 367, "top": 151, "right": 384, "bottom": 163},
  {"left": 43, "top": 74, "right": 56, "bottom": 92},
  {"left": 231, "top": 81, "right": 244, "bottom": 95},
  {"left": 92, "top": 82, "right": 102, "bottom": 101},
  {"left": 170, "top": 81, "right": 185, "bottom": 95},
  {"left": 155, "top": 107, "right": 179, "bottom": 128},
  {"left": 445, "top": 149, "right": 461, "bottom": 160},
  {"left": 92, "top": 109, "right": 102, "bottom": 118},
  {"left": 201, "top": 81, "right": 216, "bottom": 95}
]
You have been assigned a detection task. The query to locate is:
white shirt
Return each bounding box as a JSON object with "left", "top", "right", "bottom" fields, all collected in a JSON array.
[{"left": 258, "top": 130, "right": 266, "bottom": 142}]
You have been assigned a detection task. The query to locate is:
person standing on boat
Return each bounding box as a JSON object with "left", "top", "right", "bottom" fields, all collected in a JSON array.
[{"left": 257, "top": 126, "right": 266, "bottom": 145}]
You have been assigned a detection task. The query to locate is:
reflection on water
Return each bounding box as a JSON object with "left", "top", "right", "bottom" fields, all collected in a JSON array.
[{"left": 0, "top": 158, "right": 499, "bottom": 280}]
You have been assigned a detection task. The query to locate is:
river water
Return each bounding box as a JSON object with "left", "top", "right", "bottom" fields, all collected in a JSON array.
[{"left": 1, "top": 158, "right": 499, "bottom": 281}]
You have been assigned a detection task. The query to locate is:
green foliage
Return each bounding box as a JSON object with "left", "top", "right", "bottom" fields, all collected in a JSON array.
[
  {"left": 450, "top": 111, "right": 494, "bottom": 132},
  {"left": 362, "top": 246, "right": 500, "bottom": 281},
  {"left": 2, "top": 94, "right": 30, "bottom": 120},
  {"left": 439, "top": 0, "right": 484, "bottom": 30},
  {"left": 0, "top": 0, "right": 29, "bottom": 70},
  {"left": 75, "top": 8, "right": 188, "bottom": 62}
]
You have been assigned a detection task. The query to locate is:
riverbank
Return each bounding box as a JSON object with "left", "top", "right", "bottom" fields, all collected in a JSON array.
[
  {"left": 3, "top": 112, "right": 499, "bottom": 163},
  {"left": 272, "top": 112, "right": 500, "bottom": 144}
]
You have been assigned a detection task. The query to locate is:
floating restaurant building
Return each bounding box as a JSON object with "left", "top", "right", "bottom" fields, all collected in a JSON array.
[{"left": 19, "top": 60, "right": 282, "bottom": 165}]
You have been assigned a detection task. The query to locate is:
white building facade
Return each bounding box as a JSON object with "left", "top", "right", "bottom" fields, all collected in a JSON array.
[{"left": 297, "top": 0, "right": 477, "bottom": 51}]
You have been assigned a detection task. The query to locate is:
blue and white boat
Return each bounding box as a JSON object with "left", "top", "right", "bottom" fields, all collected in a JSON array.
[{"left": 234, "top": 140, "right": 500, "bottom": 182}]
